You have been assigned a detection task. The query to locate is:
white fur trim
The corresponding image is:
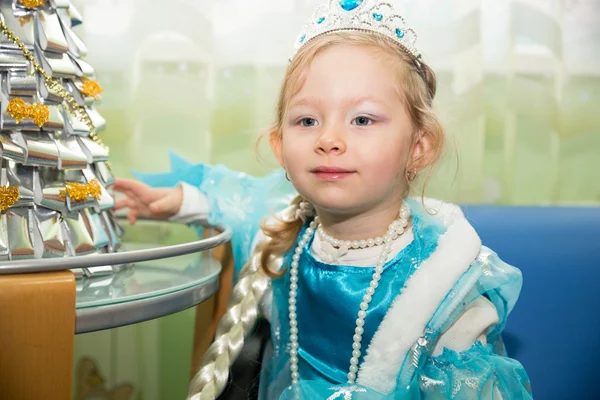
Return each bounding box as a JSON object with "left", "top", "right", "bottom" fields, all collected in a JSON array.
[{"left": 356, "top": 218, "right": 481, "bottom": 394}]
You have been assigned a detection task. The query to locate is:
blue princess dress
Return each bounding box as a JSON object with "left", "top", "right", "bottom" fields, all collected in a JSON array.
[{"left": 136, "top": 157, "right": 533, "bottom": 399}]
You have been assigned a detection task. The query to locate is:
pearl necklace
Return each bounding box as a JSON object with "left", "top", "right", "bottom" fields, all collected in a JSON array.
[
  {"left": 317, "top": 205, "right": 410, "bottom": 252},
  {"left": 288, "top": 203, "right": 410, "bottom": 386}
]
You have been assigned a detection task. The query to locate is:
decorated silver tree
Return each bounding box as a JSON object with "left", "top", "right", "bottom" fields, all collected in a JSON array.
[{"left": 0, "top": 0, "right": 122, "bottom": 276}]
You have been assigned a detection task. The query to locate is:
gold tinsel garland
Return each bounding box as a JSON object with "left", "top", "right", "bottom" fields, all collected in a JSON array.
[
  {"left": 19, "top": 0, "right": 44, "bottom": 9},
  {"left": 60, "top": 179, "right": 102, "bottom": 202},
  {"left": 6, "top": 98, "right": 49, "bottom": 127},
  {"left": 81, "top": 78, "right": 104, "bottom": 98},
  {"left": 0, "top": 186, "right": 20, "bottom": 212}
]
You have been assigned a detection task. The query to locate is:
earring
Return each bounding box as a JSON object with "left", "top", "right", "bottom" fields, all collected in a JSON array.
[
  {"left": 406, "top": 169, "right": 417, "bottom": 182},
  {"left": 285, "top": 171, "right": 291, "bottom": 181}
]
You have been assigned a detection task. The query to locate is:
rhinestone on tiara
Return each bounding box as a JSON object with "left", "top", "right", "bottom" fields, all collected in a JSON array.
[{"left": 292, "top": 0, "right": 421, "bottom": 63}]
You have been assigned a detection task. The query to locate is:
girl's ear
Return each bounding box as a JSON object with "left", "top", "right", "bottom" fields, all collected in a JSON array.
[
  {"left": 269, "top": 128, "right": 285, "bottom": 168},
  {"left": 409, "top": 130, "right": 435, "bottom": 171}
]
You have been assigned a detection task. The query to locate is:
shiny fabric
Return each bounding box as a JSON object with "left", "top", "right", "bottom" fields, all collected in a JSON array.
[
  {"left": 276, "top": 251, "right": 532, "bottom": 400},
  {"left": 268, "top": 210, "right": 444, "bottom": 389},
  {"left": 392, "top": 245, "right": 532, "bottom": 399},
  {"left": 418, "top": 341, "right": 532, "bottom": 399}
]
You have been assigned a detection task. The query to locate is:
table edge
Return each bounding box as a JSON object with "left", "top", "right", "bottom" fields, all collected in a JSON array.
[{"left": 75, "top": 277, "right": 219, "bottom": 334}]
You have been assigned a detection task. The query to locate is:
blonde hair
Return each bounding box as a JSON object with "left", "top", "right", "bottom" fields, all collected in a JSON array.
[
  {"left": 187, "top": 31, "right": 444, "bottom": 399},
  {"left": 187, "top": 250, "right": 270, "bottom": 399}
]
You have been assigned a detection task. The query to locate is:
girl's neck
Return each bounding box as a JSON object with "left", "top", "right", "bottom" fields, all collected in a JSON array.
[{"left": 315, "top": 202, "right": 406, "bottom": 241}]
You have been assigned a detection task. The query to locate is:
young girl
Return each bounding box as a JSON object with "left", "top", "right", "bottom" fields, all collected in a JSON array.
[{"left": 115, "top": 0, "right": 532, "bottom": 398}]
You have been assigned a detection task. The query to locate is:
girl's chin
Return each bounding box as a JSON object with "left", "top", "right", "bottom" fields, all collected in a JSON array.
[{"left": 304, "top": 196, "right": 370, "bottom": 215}]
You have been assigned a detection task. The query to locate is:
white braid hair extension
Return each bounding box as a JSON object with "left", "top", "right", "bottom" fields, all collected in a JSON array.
[
  {"left": 187, "top": 197, "right": 311, "bottom": 400},
  {"left": 187, "top": 251, "right": 269, "bottom": 400}
]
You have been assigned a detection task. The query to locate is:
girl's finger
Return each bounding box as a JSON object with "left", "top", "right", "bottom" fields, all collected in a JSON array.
[
  {"left": 114, "top": 197, "right": 132, "bottom": 211},
  {"left": 128, "top": 209, "right": 138, "bottom": 225}
]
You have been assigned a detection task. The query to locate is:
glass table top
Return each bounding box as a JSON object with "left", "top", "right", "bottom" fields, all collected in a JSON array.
[
  {"left": 76, "top": 246, "right": 221, "bottom": 309},
  {"left": 76, "top": 218, "right": 223, "bottom": 309}
]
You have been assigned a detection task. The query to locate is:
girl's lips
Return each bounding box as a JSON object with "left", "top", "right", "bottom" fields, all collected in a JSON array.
[
  {"left": 313, "top": 171, "right": 354, "bottom": 180},
  {"left": 311, "top": 167, "right": 355, "bottom": 180}
]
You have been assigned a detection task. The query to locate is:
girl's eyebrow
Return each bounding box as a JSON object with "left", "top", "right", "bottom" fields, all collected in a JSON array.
[
  {"left": 288, "top": 97, "right": 323, "bottom": 108},
  {"left": 342, "top": 95, "right": 387, "bottom": 108},
  {"left": 289, "top": 95, "right": 387, "bottom": 109}
]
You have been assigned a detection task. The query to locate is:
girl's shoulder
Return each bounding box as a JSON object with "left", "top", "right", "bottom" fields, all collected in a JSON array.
[
  {"left": 407, "top": 197, "right": 477, "bottom": 259},
  {"left": 407, "top": 197, "right": 466, "bottom": 230}
]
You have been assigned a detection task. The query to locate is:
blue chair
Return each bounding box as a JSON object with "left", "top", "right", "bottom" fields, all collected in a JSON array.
[{"left": 462, "top": 206, "right": 600, "bottom": 400}]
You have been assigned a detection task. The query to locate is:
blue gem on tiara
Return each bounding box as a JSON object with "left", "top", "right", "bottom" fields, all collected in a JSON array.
[
  {"left": 373, "top": 13, "right": 383, "bottom": 21},
  {"left": 318, "top": 16, "right": 326, "bottom": 24},
  {"left": 395, "top": 28, "right": 405, "bottom": 39},
  {"left": 339, "top": 0, "right": 364, "bottom": 12},
  {"left": 300, "top": 34, "right": 306, "bottom": 43}
]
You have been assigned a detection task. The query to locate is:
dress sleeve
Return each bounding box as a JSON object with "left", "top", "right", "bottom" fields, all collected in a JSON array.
[
  {"left": 411, "top": 248, "right": 532, "bottom": 399},
  {"left": 416, "top": 341, "right": 532, "bottom": 399},
  {"left": 168, "top": 182, "right": 209, "bottom": 224}
]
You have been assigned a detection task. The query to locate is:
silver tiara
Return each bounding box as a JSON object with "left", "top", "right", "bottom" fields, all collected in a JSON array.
[{"left": 292, "top": 0, "right": 421, "bottom": 63}]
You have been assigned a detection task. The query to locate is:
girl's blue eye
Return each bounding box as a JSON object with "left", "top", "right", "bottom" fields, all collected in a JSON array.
[
  {"left": 354, "top": 116, "right": 373, "bottom": 126},
  {"left": 300, "top": 118, "right": 318, "bottom": 127}
]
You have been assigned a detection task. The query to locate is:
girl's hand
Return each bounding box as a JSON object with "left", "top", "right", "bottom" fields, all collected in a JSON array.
[{"left": 113, "top": 178, "right": 183, "bottom": 224}]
